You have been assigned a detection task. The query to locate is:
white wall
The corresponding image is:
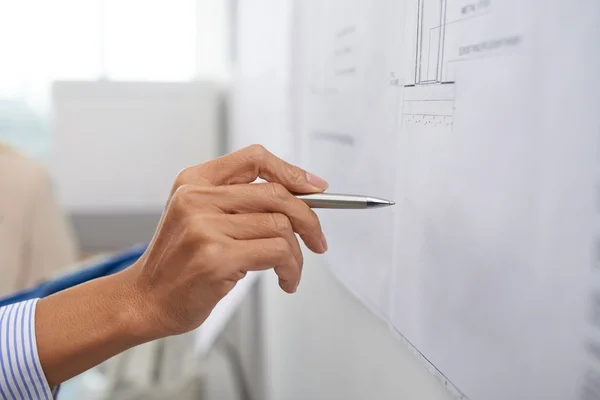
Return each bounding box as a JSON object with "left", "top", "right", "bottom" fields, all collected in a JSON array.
[
  {"left": 196, "top": 0, "right": 232, "bottom": 82},
  {"left": 51, "top": 81, "right": 221, "bottom": 212},
  {"left": 259, "top": 251, "right": 454, "bottom": 400}
]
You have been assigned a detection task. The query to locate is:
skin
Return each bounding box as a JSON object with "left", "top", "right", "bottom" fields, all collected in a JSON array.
[{"left": 35, "top": 144, "right": 329, "bottom": 386}]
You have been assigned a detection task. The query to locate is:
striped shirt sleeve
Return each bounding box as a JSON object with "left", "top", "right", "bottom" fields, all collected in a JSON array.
[{"left": 0, "top": 299, "right": 54, "bottom": 399}]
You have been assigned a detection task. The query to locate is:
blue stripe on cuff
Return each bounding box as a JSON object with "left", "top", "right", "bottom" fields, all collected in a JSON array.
[
  {"left": 7, "top": 303, "right": 26, "bottom": 399},
  {"left": 20, "top": 301, "right": 41, "bottom": 400},
  {"left": 13, "top": 302, "right": 33, "bottom": 399},
  {"left": 28, "top": 300, "right": 52, "bottom": 399},
  {"left": 0, "top": 300, "right": 54, "bottom": 399},
  {"left": 0, "top": 304, "right": 9, "bottom": 400},
  {"left": 0, "top": 303, "right": 18, "bottom": 399},
  {"left": 25, "top": 300, "right": 49, "bottom": 399},
  {"left": 7, "top": 303, "right": 26, "bottom": 398}
]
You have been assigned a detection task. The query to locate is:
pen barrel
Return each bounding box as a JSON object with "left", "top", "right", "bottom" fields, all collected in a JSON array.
[
  {"left": 299, "top": 198, "right": 368, "bottom": 209},
  {"left": 295, "top": 193, "right": 370, "bottom": 209}
]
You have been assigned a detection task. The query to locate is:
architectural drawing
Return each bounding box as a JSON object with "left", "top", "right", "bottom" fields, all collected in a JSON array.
[
  {"left": 403, "top": 0, "right": 456, "bottom": 129},
  {"left": 412, "top": 0, "right": 453, "bottom": 85}
]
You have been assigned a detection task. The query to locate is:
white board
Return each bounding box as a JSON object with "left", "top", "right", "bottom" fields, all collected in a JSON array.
[
  {"left": 292, "top": 0, "right": 600, "bottom": 399},
  {"left": 293, "top": 0, "right": 400, "bottom": 319}
]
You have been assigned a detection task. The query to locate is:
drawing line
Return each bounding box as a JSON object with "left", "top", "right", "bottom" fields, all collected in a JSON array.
[
  {"left": 411, "top": 0, "right": 455, "bottom": 86},
  {"left": 414, "top": 0, "right": 422, "bottom": 84},
  {"left": 430, "top": 11, "right": 491, "bottom": 30},
  {"left": 403, "top": 113, "right": 453, "bottom": 117},
  {"left": 438, "top": 0, "right": 448, "bottom": 83},
  {"left": 404, "top": 99, "right": 454, "bottom": 102},
  {"left": 401, "top": 0, "right": 457, "bottom": 131}
]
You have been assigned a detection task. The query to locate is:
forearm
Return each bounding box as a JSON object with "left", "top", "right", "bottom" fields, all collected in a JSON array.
[
  {"left": 35, "top": 269, "right": 152, "bottom": 386},
  {"left": 29, "top": 145, "right": 328, "bottom": 389}
]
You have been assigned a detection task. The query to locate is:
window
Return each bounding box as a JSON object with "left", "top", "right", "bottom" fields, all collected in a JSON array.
[
  {"left": 0, "top": 0, "right": 230, "bottom": 160},
  {"left": 103, "top": 0, "right": 197, "bottom": 81}
]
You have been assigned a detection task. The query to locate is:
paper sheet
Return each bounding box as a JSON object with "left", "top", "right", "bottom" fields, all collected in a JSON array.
[
  {"left": 295, "top": 0, "right": 398, "bottom": 318},
  {"left": 294, "top": 0, "right": 600, "bottom": 398}
]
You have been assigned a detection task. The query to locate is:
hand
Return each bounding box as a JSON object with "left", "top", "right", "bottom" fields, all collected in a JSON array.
[
  {"left": 35, "top": 144, "right": 329, "bottom": 386},
  {"left": 124, "top": 145, "right": 329, "bottom": 339}
]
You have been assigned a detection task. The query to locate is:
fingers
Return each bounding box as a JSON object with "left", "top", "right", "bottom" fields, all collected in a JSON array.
[
  {"left": 218, "top": 213, "right": 304, "bottom": 272},
  {"left": 231, "top": 238, "right": 300, "bottom": 293},
  {"left": 174, "top": 144, "right": 328, "bottom": 194},
  {"left": 208, "top": 183, "right": 327, "bottom": 254}
]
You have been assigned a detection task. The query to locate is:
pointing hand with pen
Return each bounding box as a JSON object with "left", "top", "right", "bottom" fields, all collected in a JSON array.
[
  {"left": 31, "top": 145, "right": 392, "bottom": 388},
  {"left": 127, "top": 144, "right": 393, "bottom": 339},
  {"left": 128, "top": 144, "right": 331, "bottom": 335}
]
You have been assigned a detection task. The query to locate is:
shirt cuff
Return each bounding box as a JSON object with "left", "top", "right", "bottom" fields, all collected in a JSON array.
[{"left": 0, "top": 299, "right": 55, "bottom": 399}]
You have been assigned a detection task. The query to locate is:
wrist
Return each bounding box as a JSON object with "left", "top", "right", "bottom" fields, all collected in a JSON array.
[
  {"left": 36, "top": 271, "right": 153, "bottom": 385},
  {"left": 113, "top": 265, "right": 164, "bottom": 343},
  {"left": 104, "top": 271, "right": 150, "bottom": 343}
]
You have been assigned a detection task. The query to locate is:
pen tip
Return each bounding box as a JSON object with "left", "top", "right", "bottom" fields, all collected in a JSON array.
[{"left": 367, "top": 197, "right": 396, "bottom": 208}]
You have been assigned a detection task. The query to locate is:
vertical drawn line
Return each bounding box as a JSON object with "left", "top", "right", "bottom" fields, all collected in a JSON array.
[
  {"left": 403, "top": 0, "right": 456, "bottom": 124},
  {"left": 415, "top": 0, "right": 424, "bottom": 84},
  {"left": 434, "top": 0, "right": 442, "bottom": 82},
  {"left": 418, "top": 0, "right": 448, "bottom": 85},
  {"left": 438, "top": 0, "right": 448, "bottom": 83}
]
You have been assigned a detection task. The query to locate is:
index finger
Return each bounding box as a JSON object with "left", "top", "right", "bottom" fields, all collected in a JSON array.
[
  {"left": 207, "top": 183, "right": 327, "bottom": 254},
  {"left": 175, "top": 145, "right": 329, "bottom": 194}
]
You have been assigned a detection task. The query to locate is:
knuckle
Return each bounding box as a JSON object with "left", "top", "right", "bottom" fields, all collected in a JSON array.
[
  {"left": 266, "top": 182, "right": 290, "bottom": 201},
  {"left": 274, "top": 265, "right": 293, "bottom": 282},
  {"left": 191, "top": 214, "right": 218, "bottom": 236},
  {"left": 274, "top": 251, "right": 298, "bottom": 282},
  {"left": 293, "top": 207, "right": 320, "bottom": 239},
  {"left": 174, "top": 167, "right": 193, "bottom": 188},
  {"left": 201, "top": 242, "right": 226, "bottom": 268},
  {"left": 173, "top": 165, "right": 212, "bottom": 189},
  {"left": 171, "top": 184, "right": 213, "bottom": 212},
  {"left": 304, "top": 208, "right": 322, "bottom": 231},
  {"left": 171, "top": 184, "right": 195, "bottom": 210},
  {"left": 173, "top": 183, "right": 194, "bottom": 198},
  {"left": 289, "top": 166, "right": 307, "bottom": 185},
  {"left": 180, "top": 215, "right": 210, "bottom": 248},
  {"left": 235, "top": 270, "right": 248, "bottom": 281},
  {"left": 273, "top": 237, "right": 291, "bottom": 258},
  {"left": 247, "top": 144, "right": 269, "bottom": 161},
  {"left": 270, "top": 213, "right": 292, "bottom": 234}
]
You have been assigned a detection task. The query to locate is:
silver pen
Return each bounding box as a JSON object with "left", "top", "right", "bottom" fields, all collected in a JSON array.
[{"left": 295, "top": 193, "right": 395, "bottom": 209}]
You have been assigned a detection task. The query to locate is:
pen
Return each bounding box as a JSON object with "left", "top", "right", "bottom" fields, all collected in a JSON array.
[{"left": 295, "top": 193, "right": 395, "bottom": 209}]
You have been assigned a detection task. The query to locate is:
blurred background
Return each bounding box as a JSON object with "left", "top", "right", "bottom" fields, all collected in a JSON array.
[
  {"left": 0, "top": 1, "right": 452, "bottom": 399},
  {"left": 0, "top": 1, "right": 237, "bottom": 398},
  {"left": 0, "top": 0, "right": 230, "bottom": 158}
]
